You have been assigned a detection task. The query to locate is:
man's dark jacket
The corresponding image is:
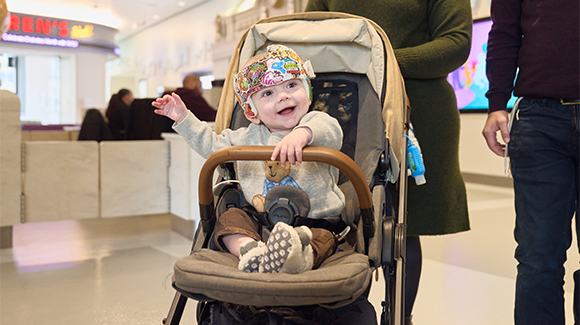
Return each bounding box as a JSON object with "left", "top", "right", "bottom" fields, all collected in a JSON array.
[{"left": 165, "top": 87, "right": 216, "bottom": 122}]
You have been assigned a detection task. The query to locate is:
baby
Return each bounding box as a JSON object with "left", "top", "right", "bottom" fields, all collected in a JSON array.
[{"left": 153, "top": 44, "right": 345, "bottom": 274}]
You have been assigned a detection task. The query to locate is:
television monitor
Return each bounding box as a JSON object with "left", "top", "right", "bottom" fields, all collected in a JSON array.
[{"left": 447, "top": 18, "right": 518, "bottom": 112}]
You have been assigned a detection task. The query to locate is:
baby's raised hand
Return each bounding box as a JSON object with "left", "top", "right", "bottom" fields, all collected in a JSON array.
[
  {"left": 152, "top": 93, "right": 188, "bottom": 123},
  {"left": 271, "top": 127, "right": 313, "bottom": 166}
]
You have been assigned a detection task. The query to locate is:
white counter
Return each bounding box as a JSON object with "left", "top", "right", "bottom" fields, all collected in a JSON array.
[{"left": 163, "top": 131, "right": 210, "bottom": 224}]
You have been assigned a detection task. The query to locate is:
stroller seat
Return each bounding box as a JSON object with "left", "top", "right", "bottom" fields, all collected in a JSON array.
[{"left": 174, "top": 249, "right": 371, "bottom": 307}]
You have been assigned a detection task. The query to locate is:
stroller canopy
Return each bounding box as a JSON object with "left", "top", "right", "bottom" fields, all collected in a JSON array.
[{"left": 214, "top": 12, "right": 408, "bottom": 183}]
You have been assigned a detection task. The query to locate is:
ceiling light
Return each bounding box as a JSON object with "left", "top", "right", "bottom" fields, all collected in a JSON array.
[
  {"left": 177, "top": 1, "right": 186, "bottom": 6},
  {"left": 237, "top": 0, "right": 256, "bottom": 13},
  {"left": 153, "top": 14, "right": 159, "bottom": 19}
]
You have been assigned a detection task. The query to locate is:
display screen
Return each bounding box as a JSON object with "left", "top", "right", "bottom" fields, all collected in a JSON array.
[{"left": 447, "top": 19, "right": 518, "bottom": 111}]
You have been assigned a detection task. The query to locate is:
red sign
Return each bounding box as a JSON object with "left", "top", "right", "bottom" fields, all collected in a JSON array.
[
  {"left": 2, "top": 12, "right": 117, "bottom": 53},
  {"left": 7, "top": 13, "right": 95, "bottom": 40}
]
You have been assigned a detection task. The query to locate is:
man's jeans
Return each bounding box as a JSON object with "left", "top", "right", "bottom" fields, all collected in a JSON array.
[{"left": 509, "top": 97, "right": 580, "bottom": 324}]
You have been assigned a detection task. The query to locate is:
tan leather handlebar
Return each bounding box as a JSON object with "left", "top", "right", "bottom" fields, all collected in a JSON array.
[{"left": 198, "top": 146, "right": 372, "bottom": 210}]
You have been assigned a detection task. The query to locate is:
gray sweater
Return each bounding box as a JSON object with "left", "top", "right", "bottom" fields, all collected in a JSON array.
[{"left": 173, "top": 110, "right": 345, "bottom": 219}]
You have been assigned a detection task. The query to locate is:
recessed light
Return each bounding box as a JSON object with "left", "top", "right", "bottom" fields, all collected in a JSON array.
[
  {"left": 153, "top": 14, "right": 159, "bottom": 19},
  {"left": 177, "top": 1, "right": 186, "bottom": 6}
]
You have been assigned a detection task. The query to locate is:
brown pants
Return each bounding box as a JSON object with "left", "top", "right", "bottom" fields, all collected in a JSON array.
[{"left": 214, "top": 208, "right": 337, "bottom": 269}]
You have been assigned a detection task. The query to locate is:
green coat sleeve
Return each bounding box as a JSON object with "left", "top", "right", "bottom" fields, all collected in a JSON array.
[{"left": 394, "top": 0, "right": 472, "bottom": 79}]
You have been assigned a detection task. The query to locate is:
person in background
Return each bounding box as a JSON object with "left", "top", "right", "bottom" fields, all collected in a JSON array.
[
  {"left": 106, "top": 89, "right": 134, "bottom": 140},
  {"left": 305, "top": 1, "right": 472, "bottom": 324},
  {"left": 482, "top": 0, "right": 580, "bottom": 323},
  {"left": 164, "top": 74, "right": 216, "bottom": 122},
  {"left": 78, "top": 109, "right": 112, "bottom": 142}
]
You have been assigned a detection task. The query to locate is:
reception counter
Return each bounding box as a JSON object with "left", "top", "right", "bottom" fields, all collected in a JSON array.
[{"left": 1, "top": 110, "right": 209, "bottom": 247}]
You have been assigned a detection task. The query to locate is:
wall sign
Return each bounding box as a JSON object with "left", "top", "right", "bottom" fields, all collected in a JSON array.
[{"left": 1, "top": 12, "right": 118, "bottom": 54}]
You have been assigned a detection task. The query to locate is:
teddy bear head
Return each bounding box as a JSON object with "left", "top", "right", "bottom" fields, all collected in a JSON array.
[{"left": 264, "top": 160, "right": 291, "bottom": 183}]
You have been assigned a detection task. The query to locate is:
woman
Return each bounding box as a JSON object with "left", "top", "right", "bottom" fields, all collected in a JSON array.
[
  {"left": 106, "top": 89, "right": 134, "bottom": 140},
  {"left": 305, "top": 1, "right": 472, "bottom": 323}
]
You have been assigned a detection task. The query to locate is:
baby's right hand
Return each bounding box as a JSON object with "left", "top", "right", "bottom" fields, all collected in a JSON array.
[
  {"left": 152, "top": 93, "right": 188, "bottom": 123},
  {"left": 272, "top": 127, "right": 312, "bottom": 166}
]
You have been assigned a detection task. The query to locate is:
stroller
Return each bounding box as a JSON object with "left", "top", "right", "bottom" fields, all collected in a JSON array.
[{"left": 163, "top": 12, "right": 410, "bottom": 325}]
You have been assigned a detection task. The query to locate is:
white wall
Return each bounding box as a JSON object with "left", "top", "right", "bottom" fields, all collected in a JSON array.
[
  {"left": 1, "top": 42, "right": 109, "bottom": 124},
  {"left": 109, "top": 76, "right": 136, "bottom": 98},
  {"left": 20, "top": 56, "right": 56, "bottom": 124},
  {"left": 76, "top": 51, "right": 107, "bottom": 113},
  {"left": 472, "top": 0, "right": 491, "bottom": 20},
  {"left": 459, "top": 113, "right": 506, "bottom": 177},
  {"left": 60, "top": 55, "right": 78, "bottom": 124},
  {"left": 110, "top": 0, "right": 240, "bottom": 98}
]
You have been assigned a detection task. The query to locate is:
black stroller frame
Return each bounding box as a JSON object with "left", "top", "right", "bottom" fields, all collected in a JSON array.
[{"left": 163, "top": 12, "right": 410, "bottom": 325}]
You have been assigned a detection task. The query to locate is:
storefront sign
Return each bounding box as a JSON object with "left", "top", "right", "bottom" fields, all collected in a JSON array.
[{"left": 1, "top": 12, "right": 118, "bottom": 53}]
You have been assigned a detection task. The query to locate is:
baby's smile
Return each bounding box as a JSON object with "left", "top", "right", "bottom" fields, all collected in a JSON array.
[{"left": 278, "top": 106, "right": 296, "bottom": 116}]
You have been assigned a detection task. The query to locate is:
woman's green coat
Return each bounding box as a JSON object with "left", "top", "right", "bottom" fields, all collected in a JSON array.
[{"left": 305, "top": 0, "right": 471, "bottom": 235}]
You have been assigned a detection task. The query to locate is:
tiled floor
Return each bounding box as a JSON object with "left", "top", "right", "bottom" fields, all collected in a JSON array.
[{"left": 1, "top": 182, "right": 577, "bottom": 324}]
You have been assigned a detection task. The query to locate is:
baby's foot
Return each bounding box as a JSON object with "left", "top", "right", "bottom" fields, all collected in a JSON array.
[
  {"left": 238, "top": 239, "right": 266, "bottom": 273},
  {"left": 260, "top": 223, "right": 313, "bottom": 274}
]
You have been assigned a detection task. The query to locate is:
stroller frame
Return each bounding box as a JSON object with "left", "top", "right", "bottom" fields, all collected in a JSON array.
[{"left": 162, "top": 12, "right": 410, "bottom": 325}]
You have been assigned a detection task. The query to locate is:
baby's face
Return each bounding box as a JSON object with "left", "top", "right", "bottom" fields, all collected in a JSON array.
[{"left": 248, "top": 79, "right": 310, "bottom": 135}]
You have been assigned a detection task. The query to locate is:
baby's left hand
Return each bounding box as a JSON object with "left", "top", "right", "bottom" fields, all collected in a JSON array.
[
  {"left": 152, "top": 93, "right": 188, "bottom": 123},
  {"left": 272, "top": 127, "right": 313, "bottom": 166}
]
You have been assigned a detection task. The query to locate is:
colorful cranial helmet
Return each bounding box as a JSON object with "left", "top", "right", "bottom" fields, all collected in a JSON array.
[{"left": 234, "top": 44, "right": 315, "bottom": 118}]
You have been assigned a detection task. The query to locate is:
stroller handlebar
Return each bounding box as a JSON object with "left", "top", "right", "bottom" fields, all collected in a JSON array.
[{"left": 198, "top": 145, "right": 372, "bottom": 210}]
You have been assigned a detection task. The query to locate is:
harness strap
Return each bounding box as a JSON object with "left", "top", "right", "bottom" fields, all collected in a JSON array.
[
  {"left": 243, "top": 205, "right": 350, "bottom": 241},
  {"left": 294, "top": 216, "right": 350, "bottom": 242},
  {"left": 243, "top": 205, "right": 270, "bottom": 228}
]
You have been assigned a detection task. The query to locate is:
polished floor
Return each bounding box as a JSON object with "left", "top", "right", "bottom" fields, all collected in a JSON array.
[{"left": 1, "top": 182, "right": 577, "bottom": 324}]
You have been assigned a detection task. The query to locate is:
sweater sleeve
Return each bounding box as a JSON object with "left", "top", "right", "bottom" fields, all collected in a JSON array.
[
  {"left": 394, "top": 0, "right": 472, "bottom": 79},
  {"left": 485, "top": 0, "right": 522, "bottom": 113},
  {"left": 297, "top": 111, "right": 343, "bottom": 151},
  {"left": 172, "top": 111, "right": 239, "bottom": 158}
]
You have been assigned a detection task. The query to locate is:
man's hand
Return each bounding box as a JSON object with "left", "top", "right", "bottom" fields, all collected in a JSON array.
[
  {"left": 482, "top": 110, "right": 510, "bottom": 156},
  {"left": 271, "top": 127, "right": 313, "bottom": 166},
  {"left": 152, "top": 93, "right": 188, "bottom": 123}
]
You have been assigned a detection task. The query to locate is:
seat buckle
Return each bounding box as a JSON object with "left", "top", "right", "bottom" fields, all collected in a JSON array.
[{"left": 335, "top": 226, "right": 350, "bottom": 242}]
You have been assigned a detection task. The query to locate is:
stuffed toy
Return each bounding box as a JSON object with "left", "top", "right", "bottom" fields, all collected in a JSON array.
[{"left": 252, "top": 160, "right": 300, "bottom": 212}]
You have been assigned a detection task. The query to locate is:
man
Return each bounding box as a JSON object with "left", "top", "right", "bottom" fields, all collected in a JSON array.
[
  {"left": 482, "top": 0, "right": 580, "bottom": 324},
  {"left": 165, "top": 74, "right": 216, "bottom": 122}
]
